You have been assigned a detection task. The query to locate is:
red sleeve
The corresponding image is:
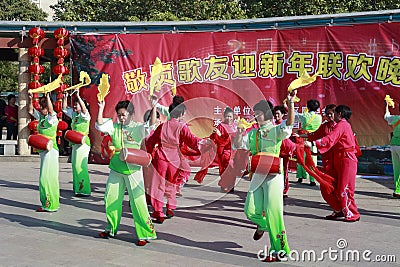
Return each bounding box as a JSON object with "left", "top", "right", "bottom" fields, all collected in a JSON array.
[
  {"left": 180, "top": 124, "right": 201, "bottom": 152},
  {"left": 146, "top": 124, "right": 162, "bottom": 153},
  {"left": 211, "top": 124, "right": 230, "bottom": 146},
  {"left": 315, "top": 123, "right": 343, "bottom": 154},
  {"left": 307, "top": 123, "right": 326, "bottom": 142}
]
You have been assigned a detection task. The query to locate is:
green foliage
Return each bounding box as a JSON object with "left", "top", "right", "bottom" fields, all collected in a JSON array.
[
  {"left": 51, "top": 0, "right": 246, "bottom": 21},
  {"left": 0, "top": 0, "right": 47, "bottom": 21},
  {"left": 0, "top": 61, "right": 18, "bottom": 92},
  {"left": 240, "top": 0, "right": 400, "bottom": 18}
]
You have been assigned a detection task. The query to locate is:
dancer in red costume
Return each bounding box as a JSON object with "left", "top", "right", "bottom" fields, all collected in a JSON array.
[
  {"left": 146, "top": 102, "right": 203, "bottom": 223},
  {"left": 273, "top": 105, "right": 296, "bottom": 197},
  {"left": 313, "top": 105, "right": 360, "bottom": 222},
  {"left": 194, "top": 107, "right": 238, "bottom": 192},
  {"left": 302, "top": 104, "right": 341, "bottom": 213}
]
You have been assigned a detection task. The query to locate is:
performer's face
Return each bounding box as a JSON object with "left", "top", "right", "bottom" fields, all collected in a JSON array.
[
  {"left": 326, "top": 109, "right": 335, "bottom": 122},
  {"left": 117, "top": 108, "right": 131, "bottom": 124},
  {"left": 274, "top": 110, "right": 284, "bottom": 123},
  {"left": 178, "top": 111, "right": 186, "bottom": 122},
  {"left": 73, "top": 102, "right": 82, "bottom": 113},
  {"left": 254, "top": 110, "right": 266, "bottom": 124},
  {"left": 334, "top": 111, "right": 341, "bottom": 122},
  {"left": 40, "top": 106, "right": 48, "bottom": 116},
  {"left": 224, "top": 112, "right": 234, "bottom": 125}
]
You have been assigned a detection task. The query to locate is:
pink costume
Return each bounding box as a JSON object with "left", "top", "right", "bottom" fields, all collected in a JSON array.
[
  {"left": 315, "top": 119, "right": 360, "bottom": 221},
  {"left": 146, "top": 118, "right": 201, "bottom": 218}
]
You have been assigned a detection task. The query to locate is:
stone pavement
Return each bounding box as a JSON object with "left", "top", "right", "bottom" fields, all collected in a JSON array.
[{"left": 0, "top": 159, "right": 399, "bottom": 267}]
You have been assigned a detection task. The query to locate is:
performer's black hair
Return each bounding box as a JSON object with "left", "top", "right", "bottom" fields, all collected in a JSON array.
[
  {"left": 307, "top": 99, "right": 320, "bottom": 112},
  {"left": 335, "top": 105, "right": 352, "bottom": 120},
  {"left": 273, "top": 105, "right": 287, "bottom": 115},
  {"left": 253, "top": 100, "right": 274, "bottom": 120},
  {"left": 169, "top": 102, "right": 186, "bottom": 118},
  {"left": 115, "top": 100, "right": 134, "bottom": 114}
]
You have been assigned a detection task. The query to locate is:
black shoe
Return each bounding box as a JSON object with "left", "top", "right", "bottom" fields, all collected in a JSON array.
[
  {"left": 297, "top": 178, "right": 303, "bottom": 183},
  {"left": 325, "top": 211, "right": 344, "bottom": 220},
  {"left": 253, "top": 228, "right": 264, "bottom": 240},
  {"left": 393, "top": 192, "right": 400, "bottom": 199},
  {"left": 309, "top": 182, "right": 317, "bottom": 186}
]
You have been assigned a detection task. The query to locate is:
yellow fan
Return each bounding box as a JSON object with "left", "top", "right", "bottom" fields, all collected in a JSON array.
[
  {"left": 28, "top": 74, "right": 63, "bottom": 94},
  {"left": 385, "top": 95, "right": 395, "bottom": 108},
  {"left": 64, "top": 71, "right": 91, "bottom": 92},
  {"left": 97, "top": 74, "right": 110, "bottom": 102},
  {"left": 149, "top": 57, "right": 163, "bottom": 98},
  {"left": 288, "top": 70, "right": 319, "bottom": 93},
  {"left": 237, "top": 116, "right": 257, "bottom": 129}
]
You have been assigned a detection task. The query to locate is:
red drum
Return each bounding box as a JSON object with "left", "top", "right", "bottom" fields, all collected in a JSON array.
[
  {"left": 28, "top": 134, "right": 53, "bottom": 151},
  {"left": 249, "top": 153, "right": 280, "bottom": 174},
  {"left": 120, "top": 148, "right": 152, "bottom": 167},
  {"left": 65, "top": 130, "right": 86, "bottom": 145}
]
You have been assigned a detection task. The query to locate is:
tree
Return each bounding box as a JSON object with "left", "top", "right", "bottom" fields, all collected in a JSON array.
[
  {"left": 0, "top": 0, "right": 48, "bottom": 93},
  {"left": 0, "top": 0, "right": 47, "bottom": 21},
  {"left": 51, "top": 0, "right": 247, "bottom": 21},
  {"left": 240, "top": 0, "right": 400, "bottom": 18}
]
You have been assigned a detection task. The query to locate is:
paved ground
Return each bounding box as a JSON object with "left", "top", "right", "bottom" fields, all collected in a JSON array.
[{"left": 0, "top": 159, "right": 399, "bottom": 267}]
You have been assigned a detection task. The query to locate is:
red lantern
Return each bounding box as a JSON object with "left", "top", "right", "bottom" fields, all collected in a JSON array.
[
  {"left": 28, "top": 81, "right": 44, "bottom": 89},
  {"left": 28, "top": 46, "right": 44, "bottom": 58},
  {"left": 28, "top": 64, "right": 45, "bottom": 75},
  {"left": 53, "top": 47, "right": 70, "bottom": 58},
  {"left": 54, "top": 28, "right": 69, "bottom": 39},
  {"left": 29, "top": 27, "right": 44, "bottom": 45},
  {"left": 52, "top": 65, "right": 69, "bottom": 75}
]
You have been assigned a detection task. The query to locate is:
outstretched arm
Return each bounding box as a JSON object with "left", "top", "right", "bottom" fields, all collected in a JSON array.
[
  {"left": 46, "top": 93, "right": 54, "bottom": 114},
  {"left": 286, "top": 90, "right": 297, "bottom": 126},
  {"left": 97, "top": 101, "right": 105, "bottom": 125}
]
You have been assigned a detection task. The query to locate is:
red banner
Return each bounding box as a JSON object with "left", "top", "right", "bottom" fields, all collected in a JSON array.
[{"left": 71, "top": 22, "right": 400, "bottom": 160}]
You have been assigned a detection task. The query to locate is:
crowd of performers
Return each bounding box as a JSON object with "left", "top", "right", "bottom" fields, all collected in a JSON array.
[{"left": 27, "top": 86, "right": 391, "bottom": 261}]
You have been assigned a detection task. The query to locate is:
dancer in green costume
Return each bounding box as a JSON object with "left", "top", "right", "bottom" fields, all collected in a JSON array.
[
  {"left": 62, "top": 91, "right": 91, "bottom": 196},
  {"left": 96, "top": 99, "right": 157, "bottom": 246},
  {"left": 384, "top": 101, "right": 400, "bottom": 198},
  {"left": 295, "top": 99, "right": 322, "bottom": 186},
  {"left": 234, "top": 91, "right": 296, "bottom": 262},
  {"left": 28, "top": 92, "right": 60, "bottom": 212}
]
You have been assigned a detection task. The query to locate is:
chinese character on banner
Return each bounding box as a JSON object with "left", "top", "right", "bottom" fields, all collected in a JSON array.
[
  {"left": 122, "top": 68, "right": 148, "bottom": 94},
  {"left": 150, "top": 62, "right": 175, "bottom": 93},
  {"left": 287, "top": 51, "right": 314, "bottom": 76},
  {"left": 177, "top": 58, "right": 202, "bottom": 84},
  {"left": 233, "top": 106, "right": 241, "bottom": 115},
  {"left": 214, "top": 106, "right": 222, "bottom": 115},
  {"left": 242, "top": 106, "right": 251, "bottom": 116},
  {"left": 214, "top": 118, "right": 222, "bottom": 126},
  {"left": 259, "top": 52, "right": 285, "bottom": 78},
  {"left": 231, "top": 54, "right": 257, "bottom": 78},
  {"left": 344, "top": 53, "right": 374, "bottom": 81},
  {"left": 375, "top": 57, "right": 400, "bottom": 86},
  {"left": 204, "top": 55, "right": 229, "bottom": 81},
  {"left": 317, "top": 52, "right": 343, "bottom": 79}
]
